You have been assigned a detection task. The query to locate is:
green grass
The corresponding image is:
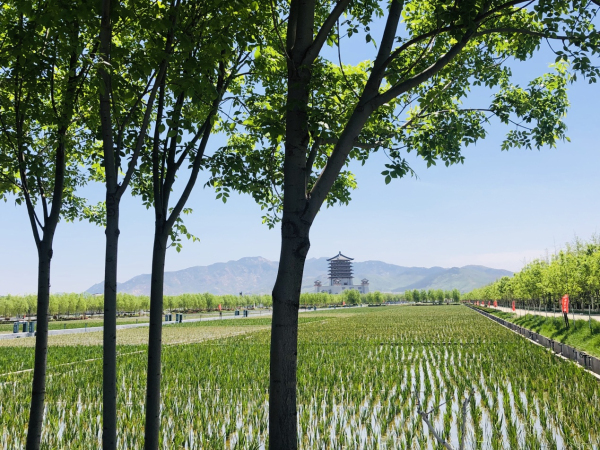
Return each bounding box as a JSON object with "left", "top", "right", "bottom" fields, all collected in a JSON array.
[{"left": 475, "top": 306, "right": 600, "bottom": 358}]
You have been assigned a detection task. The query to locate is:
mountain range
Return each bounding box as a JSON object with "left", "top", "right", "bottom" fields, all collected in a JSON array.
[{"left": 86, "top": 256, "right": 512, "bottom": 296}]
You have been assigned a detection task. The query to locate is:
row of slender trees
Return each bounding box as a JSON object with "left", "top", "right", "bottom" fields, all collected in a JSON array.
[
  {"left": 1, "top": 0, "right": 599, "bottom": 448},
  {"left": 405, "top": 288, "right": 461, "bottom": 303},
  {"left": 463, "top": 236, "right": 600, "bottom": 311},
  {"left": 0, "top": 290, "right": 410, "bottom": 318},
  {"left": 0, "top": 292, "right": 267, "bottom": 317}
]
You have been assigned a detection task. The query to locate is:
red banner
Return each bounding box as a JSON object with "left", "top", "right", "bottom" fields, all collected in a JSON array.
[
  {"left": 218, "top": 304, "right": 222, "bottom": 311},
  {"left": 561, "top": 295, "right": 569, "bottom": 314},
  {"left": 493, "top": 300, "right": 498, "bottom": 308},
  {"left": 512, "top": 301, "right": 515, "bottom": 312}
]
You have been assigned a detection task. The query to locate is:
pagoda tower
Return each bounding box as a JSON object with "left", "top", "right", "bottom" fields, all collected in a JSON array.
[
  {"left": 314, "top": 252, "right": 369, "bottom": 294},
  {"left": 328, "top": 252, "right": 354, "bottom": 286}
]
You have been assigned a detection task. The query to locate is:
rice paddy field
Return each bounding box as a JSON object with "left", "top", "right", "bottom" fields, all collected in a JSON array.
[{"left": 1, "top": 306, "right": 598, "bottom": 449}]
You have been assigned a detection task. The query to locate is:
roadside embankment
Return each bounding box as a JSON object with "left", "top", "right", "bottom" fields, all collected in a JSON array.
[{"left": 469, "top": 305, "right": 600, "bottom": 379}]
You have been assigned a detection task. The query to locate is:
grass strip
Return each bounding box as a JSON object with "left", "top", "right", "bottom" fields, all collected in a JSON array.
[{"left": 475, "top": 306, "right": 600, "bottom": 358}]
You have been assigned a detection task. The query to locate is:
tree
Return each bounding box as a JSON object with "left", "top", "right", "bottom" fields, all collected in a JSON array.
[
  {"left": 464, "top": 235, "right": 600, "bottom": 312},
  {"left": 343, "top": 288, "right": 361, "bottom": 305},
  {"left": 208, "top": 0, "right": 599, "bottom": 446},
  {"left": 0, "top": 2, "right": 96, "bottom": 447},
  {"left": 95, "top": 1, "right": 178, "bottom": 445},
  {"left": 427, "top": 289, "right": 435, "bottom": 303},
  {"left": 413, "top": 289, "right": 421, "bottom": 303},
  {"left": 435, "top": 289, "right": 444, "bottom": 303},
  {"left": 451, "top": 288, "right": 461, "bottom": 302},
  {"left": 124, "top": 2, "right": 269, "bottom": 447}
]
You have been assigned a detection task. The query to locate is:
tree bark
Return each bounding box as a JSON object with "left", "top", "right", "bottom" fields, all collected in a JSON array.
[
  {"left": 143, "top": 230, "right": 169, "bottom": 450},
  {"left": 102, "top": 192, "right": 119, "bottom": 450},
  {"left": 269, "top": 218, "right": 310, "bottom": 449},
  {"left": 26, "top": 241, "right": 53, "bottom": 450}
]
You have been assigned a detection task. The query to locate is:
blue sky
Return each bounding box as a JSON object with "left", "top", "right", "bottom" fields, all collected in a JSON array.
[{"left": 1, "top": 22, "right": 599, "bottom": 295}]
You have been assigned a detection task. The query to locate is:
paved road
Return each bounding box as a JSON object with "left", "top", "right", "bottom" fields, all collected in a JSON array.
[
  {"left": 493, "top": 305, "right": 600, "bottom": 322},
  {"left": 0, "top": 310, "right": 274, "bottom": 341},
  {"left": 0, "top": 307, "right": 332, "bottom": 341}
]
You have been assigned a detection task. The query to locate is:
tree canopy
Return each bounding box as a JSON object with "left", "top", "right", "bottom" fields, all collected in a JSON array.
[
  {"left": 464, "top": 235, "right": 600, "bottom": 308},
  {"left": 207, "top": 0, "right": 599, "bottom": 227}
]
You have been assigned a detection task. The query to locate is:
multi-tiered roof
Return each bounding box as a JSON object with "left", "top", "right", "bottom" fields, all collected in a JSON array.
[{"left": 327, "top": 252, "right": 354, "bottom": 285}]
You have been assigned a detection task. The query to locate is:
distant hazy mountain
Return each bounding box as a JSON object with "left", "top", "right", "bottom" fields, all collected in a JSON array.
[{"left": 86, "top": 257, "right": 512, "bottom": 296}]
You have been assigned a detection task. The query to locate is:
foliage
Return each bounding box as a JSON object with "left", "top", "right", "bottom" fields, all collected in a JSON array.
[
  {"left": 405, "top": 288, "right": 460, "bottom": 303},
  {"left": 0, "top": 291, "right": 410, "bottom": 318},
  {"left": 205, "top": 0, "right": 600, "bottom": 227},
  {"left": 0, "top": 0, "right": 97, "bottom": 224},
  {"left": 464, "top": 235, "right": 600, "bottom": 309}
]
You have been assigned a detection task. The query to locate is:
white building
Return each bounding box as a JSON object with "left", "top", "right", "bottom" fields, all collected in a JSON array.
[{"left": 314, "top": 252, "right": 369, "bottom": 294}]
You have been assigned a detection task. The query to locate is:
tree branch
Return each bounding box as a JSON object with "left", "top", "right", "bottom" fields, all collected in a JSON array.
[
  {"left": 472, "top": 27, "right": 590, "bottom": 41},
  {"left": 372, "top": 27, "right": 475, "bottom": 108},
  {"left": 161, "top": 92, "right": 185, "bottom": 209},
  {"left": 365, "top": 0, "right": 404, "bottom": 95},
  {"left": 118, "top": 0, "right": 180, "bottom": 199},
  {"left": 36, "top": 176, "right": 49, "bottom": 222},
  {"left": 372, "top": 0, "right": 532, "bottom": 86},
  {"left": 164, "top": 59, "right": 228, "bottom": 233},
  {"left": 270, "top": 0, "right": 290, "bottom": 60},
  {"left": 302, "top": 0, "right": 352, "bottom": 65},
  {"left": 99, "top": 0, "right": 117, "bottom": 192},
  {"left": 336, "top": 20, "right": 360, "bottom": 100},
  {"left": 18, "top": 150, "right": 42, "bottom": 247},
  {"left": 289, "top": 0, "right": 316, "bottom": 63},
  {"left": 116, "top": 72, "right": 156, "bottom": 154},
  {"left": 286, "top": 0, "right": 300, "bottom": 54},
  {"left": 305, "top": 137, "right": 322, "bottom": 189},
  {"left": 322, "top": 137, "right": 386, "bottom": 149},
  {"left": 152, "top": 74, "right": 167, "bottom": 218}
]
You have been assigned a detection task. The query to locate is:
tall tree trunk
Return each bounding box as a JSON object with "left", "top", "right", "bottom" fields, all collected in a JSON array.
[
  {"left": 269, "top": 216, "right": 310, "bottom": 449},
  {"left": 102, "top": 192, "right": 119, "bottom": 450},
  {"left": 267, "top": 5, "right": 315, "bottom": 440},
  {"left": 144, "top": 230, "right": 168, "bottom": 450},
  {"left": 26, "top": 241, "right": 53, "bottom": 450}
]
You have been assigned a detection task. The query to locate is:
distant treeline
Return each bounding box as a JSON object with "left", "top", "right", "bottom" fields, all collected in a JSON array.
[
  {"left": 463, "top": 236, "right": 600, "bottom": 310},
  {"left": 404, "top": 288, "right": 461, "bottom": 303},
  {"left": 1, "top": 290, "right": 416, "bottom": 317}
]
